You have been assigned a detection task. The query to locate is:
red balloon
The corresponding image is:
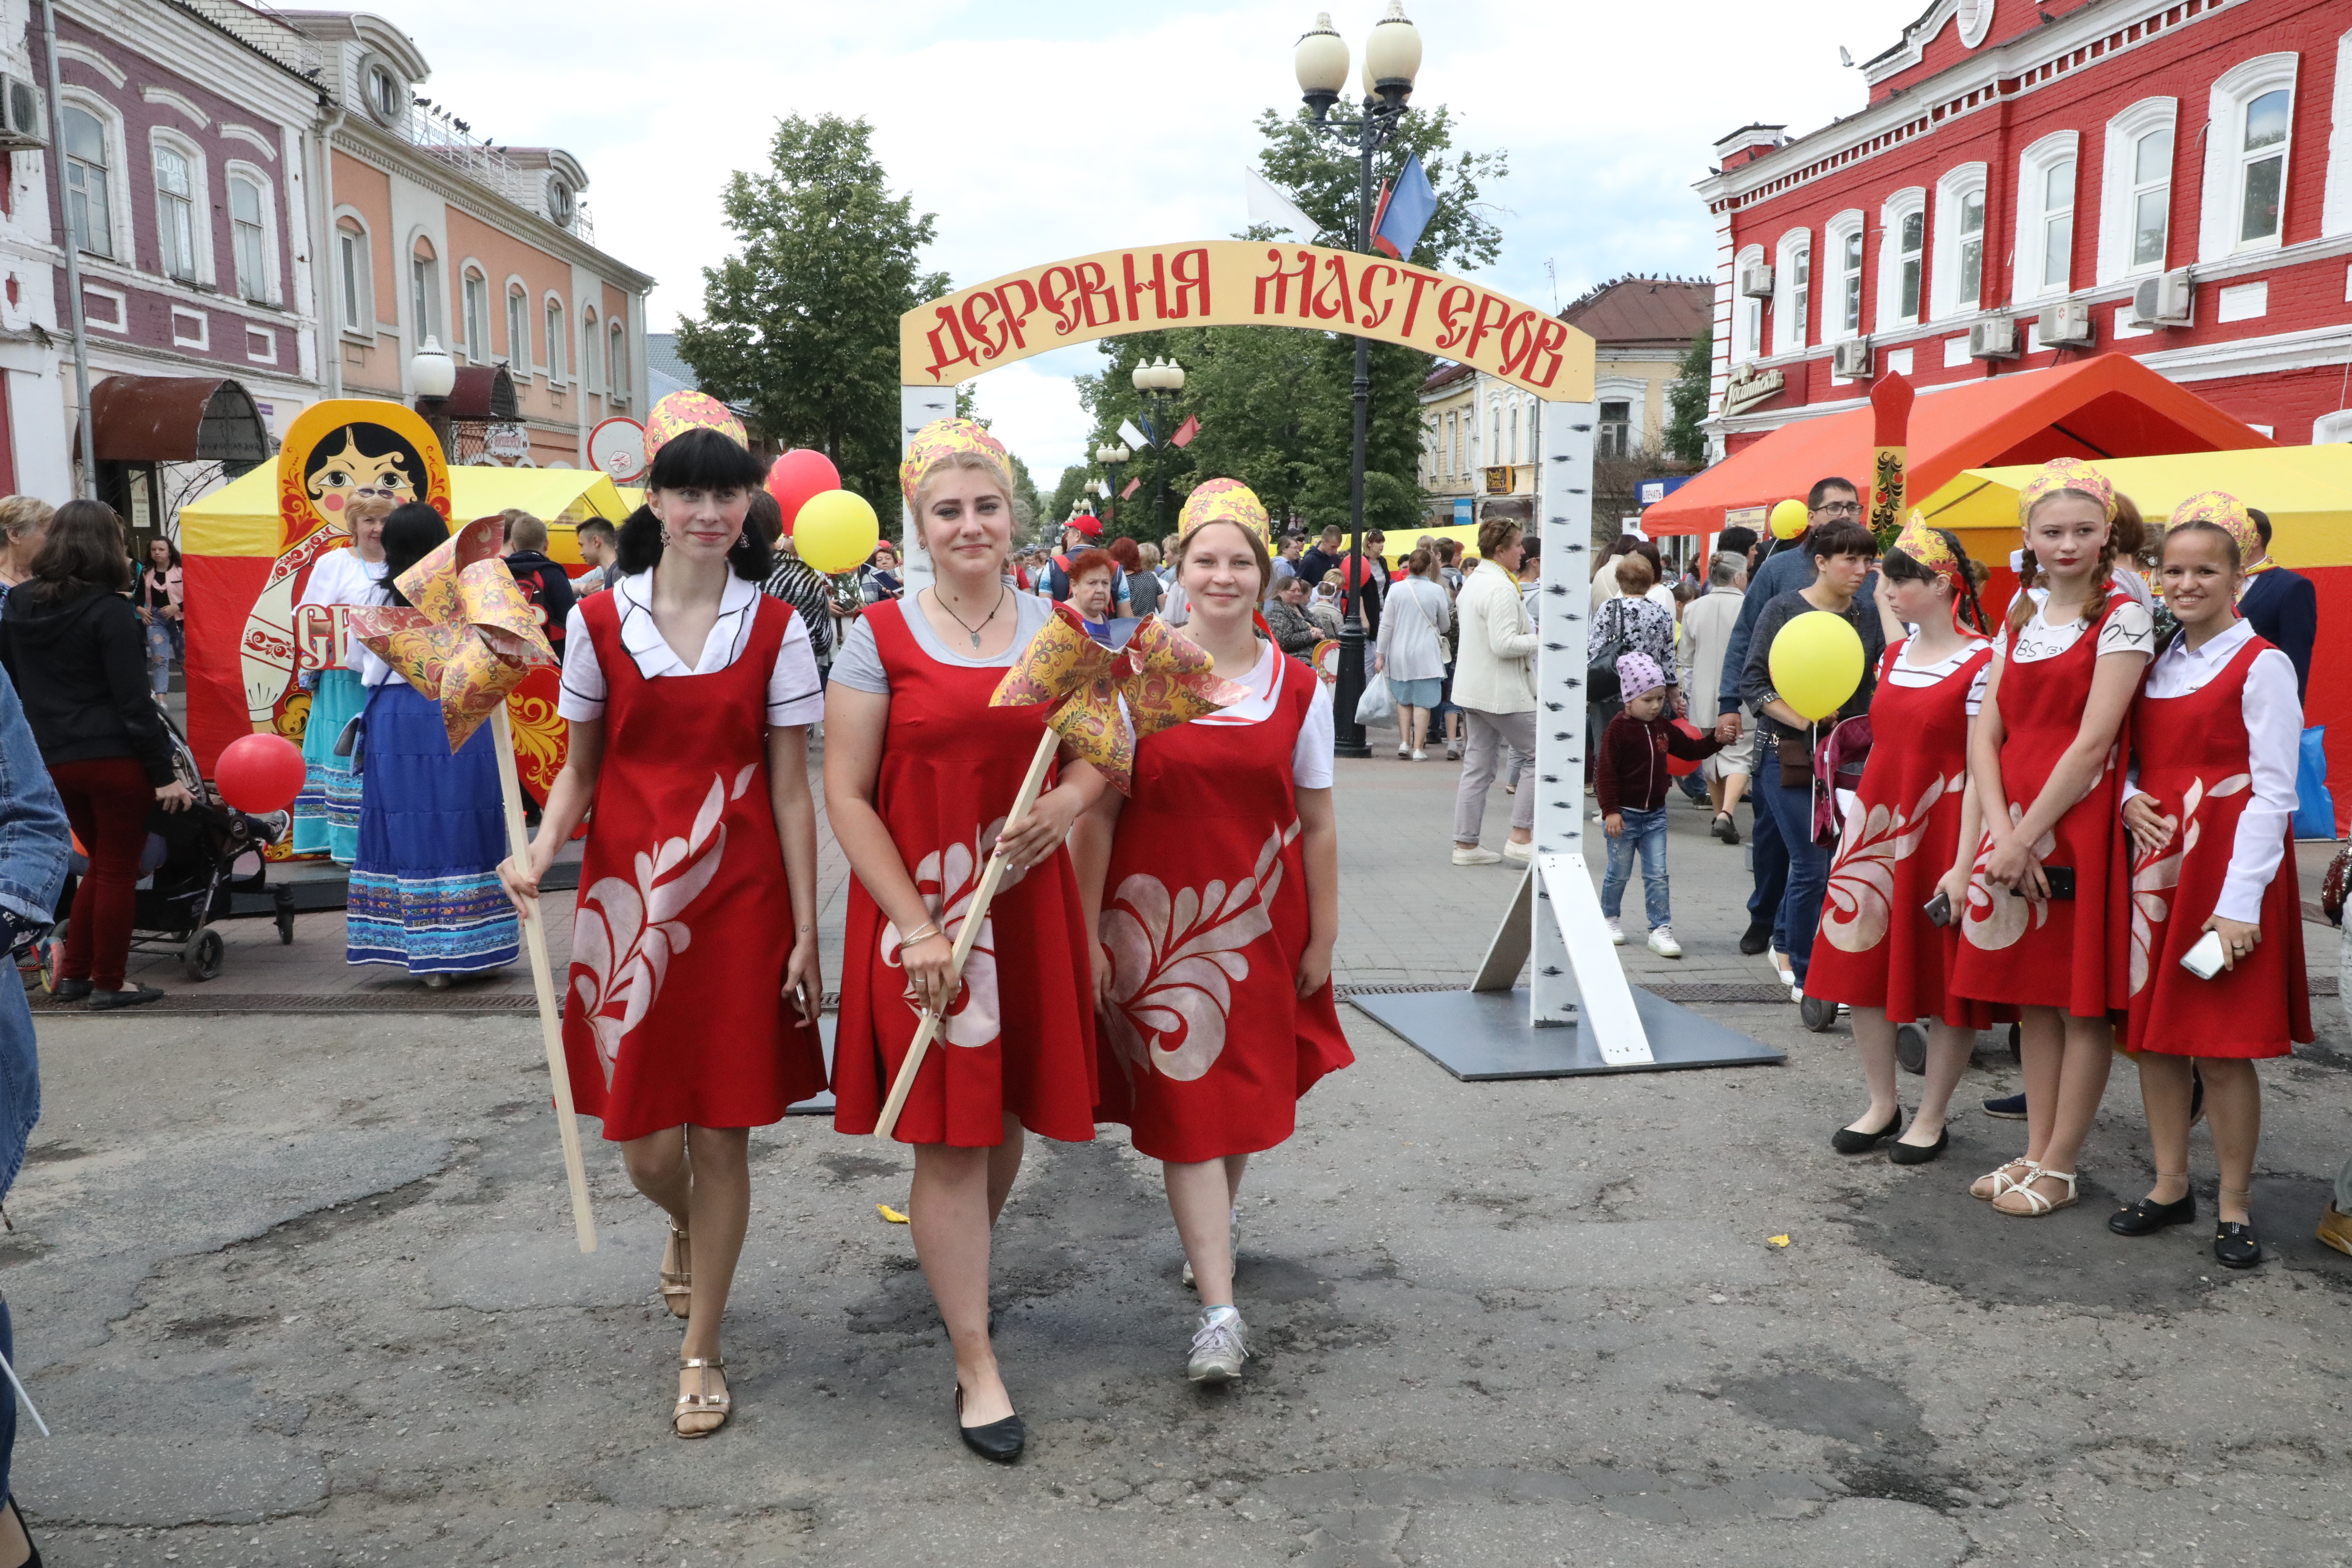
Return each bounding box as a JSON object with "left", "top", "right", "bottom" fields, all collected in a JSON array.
[
  {"left": 215, "top": 732, "right": 306, "bottom": 814},
  {"left": 766, "top": 449, "right": 841, "bottom": 533}
]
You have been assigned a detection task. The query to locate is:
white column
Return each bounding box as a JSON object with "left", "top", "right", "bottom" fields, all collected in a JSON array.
[
  {"left": 1530, "top": 397, "right": 1595, "bottom": 1027},
  {"left": 898, "top": 384, "right": 954, "bottom": 595}
]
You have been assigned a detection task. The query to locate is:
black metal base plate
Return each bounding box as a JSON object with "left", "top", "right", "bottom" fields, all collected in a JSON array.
[{"left": 1350, "top": 987, "right": 1786, "bottom": 1080}]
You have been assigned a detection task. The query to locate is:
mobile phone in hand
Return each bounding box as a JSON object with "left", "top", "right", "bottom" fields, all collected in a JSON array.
[
  {"left": 2180, "top": 930, "right": 2226, "bottom": 980},
  {"left": 2042, "top": 865, "right": 2076, "bottom": 901},
  {"left": 1922, "top": 891, "right": 1953, "bottom": 927}
]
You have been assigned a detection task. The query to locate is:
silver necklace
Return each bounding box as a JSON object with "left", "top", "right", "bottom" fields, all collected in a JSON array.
[{"left": 935, "top": 585, "right": 1007, "bottom": 649}]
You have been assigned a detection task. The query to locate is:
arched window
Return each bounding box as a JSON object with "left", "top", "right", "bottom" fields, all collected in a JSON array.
[
  {"left": 335, "top": 215, "right": 370, "bottom": 332},
  {"left": 2200, "top": 55, "right": 2298, "bottom": 260},
  {"left": 582, "top": 306, "right": 600, "bottom": 392},
  {"left": 154, "top": 139, "right": 200, "bottom": 281},
  {"left": 410, "top": 237, "right": 442, "bottom": 345},
  {"left": 1877, "top": 191, "right": 1925, "bottom": 330},
  {"left": 546, "top": 298, "right": 566, "bottom": 381},
  {"left": 63, "top": 105, "right": 114, "bottom": 259},
  {"left": 229, "top": 170, "right": 273, "bottom": 302},
  {"left": 608, "top": 320, "right": 628, "bottom": 405},
  {"left": 1931, "top": 165, "right": 1988, "bottom": 318},
  {"left": 507, "top": 285, "right": 530, "bottom": 369},
  {"left": 462, "top": 268, "right": 490, "bottom": 362},
  {"left": 1822, "top": 211, "right": 1864, "bottom": 340},
  {"left": 1773, "top": 230, "right": 1810, "bottom": 354},
  {"left": 2099, "top": 100, "right": 2178, "bottom": 282},
  {"left": 2014, "top": 132, "right": 2080, "bottom": 300}
]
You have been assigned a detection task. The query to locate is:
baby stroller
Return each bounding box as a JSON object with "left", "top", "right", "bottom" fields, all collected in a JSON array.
[{"left": 35, "top": 704, "right": 294, "bottom": 989}]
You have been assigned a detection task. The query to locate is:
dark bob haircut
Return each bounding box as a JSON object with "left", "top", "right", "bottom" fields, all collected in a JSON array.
[
  {"left": 19, "top": 498, "right": 129, "bottom": 607},
  {"left": 615, "top": 429, "right": 774, "bottom": 582},
  {"left": 378, "top": 503, "right": 451, "bottom": 609},
  {"left": 1807, "top": 521, "right": 1878, "bottom": 562}
]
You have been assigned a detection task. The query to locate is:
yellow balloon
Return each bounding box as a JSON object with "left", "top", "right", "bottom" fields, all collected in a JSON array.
[
  {"left": 1767, "top": 610, "right": 1866, "bottom": 722},
  {"left": 794, "top": 489, "right": 881, "bottom": 574},
  {"left": 1769, "top": 498, "right": 1811, "bottom": 540}
]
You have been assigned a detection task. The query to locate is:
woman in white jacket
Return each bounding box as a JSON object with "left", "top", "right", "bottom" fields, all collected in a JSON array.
[
  {"left": 1376, "top": 548, "right": 1453, "bottom": 760},
  {"left": 1449, "top": 514, "right": 1540, "bottom": 866}
]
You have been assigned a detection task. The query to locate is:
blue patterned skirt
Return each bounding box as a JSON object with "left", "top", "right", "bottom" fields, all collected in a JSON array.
[
  {"left": 346, "top": 680, "right": 518, "bottom": 974},
  {"left": 292, "top": 668, "right": 368, "bottom": 863}
]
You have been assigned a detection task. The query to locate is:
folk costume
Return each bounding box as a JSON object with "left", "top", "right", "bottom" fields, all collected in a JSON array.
[
  {"left": 2123, "top": 495, "right": 2311, "bottom": 1059},
  {"left": 554, "top": 571, "right": 828, "bottom": 1140},
  {"left": 1952, "top": 463, "right": 2155, "bottom": 1018},
  {"left": 1807, "top": 519, "right": 2003, "bottom": 1028},
  {"left": 830, "top": 422, "right": 1099, "bottom": 1147},
  {"left": 292, "top": 544, "right": 385, "bottom": 863},
  {"left": 1095, "top": 480, "right": 1350, "bottom": 1162}
]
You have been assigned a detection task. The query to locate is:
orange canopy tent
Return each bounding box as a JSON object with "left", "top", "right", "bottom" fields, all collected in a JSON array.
[{"left": 1644, "top": 355, "right": 2275, "bottom": 536}]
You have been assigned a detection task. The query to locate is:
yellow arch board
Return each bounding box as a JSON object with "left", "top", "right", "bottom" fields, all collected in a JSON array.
[{"left": 902, "top": 240, "right": 1594, "bottom": 402}]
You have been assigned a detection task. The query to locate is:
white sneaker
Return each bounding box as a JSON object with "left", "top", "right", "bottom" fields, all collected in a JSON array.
[
  {"left": 1503, "top": 840, "right": 1534, "bottom": 863},
  {"left": 1187, "top": 1306, "right": 1249, "bottom": 1384},
  {"left": 1648, "top": 926, "right": 1682, "bottom": 958},
  {"left": 1605, "top": 918, "right": 1625, "bottom": 945},
  {"left": 1181, "top": 1207, "right": 1240, "bottom": 1288},
  {"left": 1410, "top": 749, "right": 1428, "bottom": 761},
  {"left": 1452, "top": 845, "right": 1502, "bottom": 866},
  {"left": 1396, "top": 744, "right": 1410, "bottom": 758},
  {"left": 1789, "top": 983, "right": 1805, "bottom": 1004}
]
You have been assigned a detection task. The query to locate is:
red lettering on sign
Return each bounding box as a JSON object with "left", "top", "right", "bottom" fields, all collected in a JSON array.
[
  {"left": 1040, "top": 266, "right": 1083, "bottom": 335},
  {"left": 1168, "top": 248, "right": 1210, "bottom": 317},
  {"left": 1311, "top": 254, "right": 1355, "bottom": 323},
  {"left": 1121, "top": 252, "right": 1167, "bottom": 321},
  {"left": 1432, "top": 283, "right": 1477, "bottom": 349},
  {"left": 1075, "top": 262, "right": 1119, "bottom": 328},
  {"left": 995, "top": 278, "right": 1040, "bottom": 350},
  {"left": 1356, "top": 262, "right": 1398, "bottom": 330},
  {"left": 1523, "top": 318, "right": 1569, "bottom": 388},
  {"left": 925, "top": 304, "right": 979, "bottom": 381},
  {"left": 1396, "top": 269, "right": 1442, "bottom": 336},
  {"left": 1463, "top": 296, "right": 1514, "bottom": 362},
  {"left": 962, "top": 291, "right": 1007, "bottom": 361},
  {"left": 1253, "top": 248, "right": 1317, "bottom": 318}
]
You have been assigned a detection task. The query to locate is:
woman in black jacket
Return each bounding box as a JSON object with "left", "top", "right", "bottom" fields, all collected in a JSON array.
[{"left": 0, "top": 499, "right": 194, "bottom": 1009}]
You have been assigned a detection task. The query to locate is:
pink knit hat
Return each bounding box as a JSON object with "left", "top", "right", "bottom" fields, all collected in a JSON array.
[{"left": 1616, "top": 651, "right": 1667, "bottom": 701}]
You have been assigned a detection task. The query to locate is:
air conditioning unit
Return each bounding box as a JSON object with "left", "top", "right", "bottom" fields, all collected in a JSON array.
[
  {"left": 2129, "top": 269, "right": 2194, "bottom": 329},
  {"left": 1831, "top": 338, "right": 1872, "bottom": 379},
  {"left": 2041, "top": 297, "right": 2095, "bottom": 347},
  {"left": 1739, "top": 263, "right": 1775, "bottom": 299},
  {"left": 0, "top": 75, "right": 44, "bottom": 150},
  {"left": 1969, "top": 314, "right": 2020, "bottom": 360}
]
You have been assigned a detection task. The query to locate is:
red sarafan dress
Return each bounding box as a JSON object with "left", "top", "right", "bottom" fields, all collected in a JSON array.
[
  {"left": 1094, "top": 647, "right": 1351, "bottom": 1162},
  {"left": 831, "top": 600, "right": 1097, "bottom": 1146},
  {"left": 561, "top": 592, "right": 826, "bottom": 1141},
  {"left": 1952, "top": 592, "right": 2142, "bottom": 1017},
  {"left": 1807, "top": 638, "right": 2011, "bottom": 1028},
  {"left": 2123, "top": 633, "right": 2311, "bottom": 1057}
]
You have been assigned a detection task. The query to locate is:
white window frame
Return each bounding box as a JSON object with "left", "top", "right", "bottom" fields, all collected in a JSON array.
[
  {"left": 608, "top": 320, "right": 628, "bottom": 407},
  {"left": 1957, "top": 0, "right": 1995, "bottom": 48},
  {"left": 545, "top": 295, "right": 566, "bottom": 384},
  {"left": 149, "top": 129, "right": 212, "bottom": 287},
  {"left": 581, "top": 305, "right": 600, "bottom": 393},
  {"left": 1732, "top": 243, "right": 1765, "bottom": 364},
  {"left": 1595, "top": 376, "right": 1646, "bottom": 457},
  {"left": 61, "top": 96, "right": 126, "bottom": 262},
  {"left": 224, "top": 162, "right": 279, "bottom": 306},
  {"left": 2324, "top": 28, "right": 2352, "bottom": 239},
  {"left": 1823, "top": 210, "right": 1864, "bottom": 341},
  {"left": 2013, "top": 131, "right": 2080, "bottom": 304},
  {"left": 2098, "top": 98, "right": 2178, "bottom": 283},
  {"left": 1876, "top": 189, "right": 1926, "bottom": 331},
  {"left": 505, "top": 278, "right": 531, "bottom": 373},
  {"left": 409, "top": 236, "right": 442, "bottom": 348},
  {"left": 460, "top": 264, "right": 491, "bottom": 364},
  {"left": 1930, "top": 163, "right": 1988, "bottom": 320},
  {"left": 2201, "top": 53, "right": 2299, "bottom": 261},
  {"left": 334, "top": 210, "right": 373, "bottom": 337},
  {"left": 1772, "top": 229, "right": 1810, "bottom": 354}
]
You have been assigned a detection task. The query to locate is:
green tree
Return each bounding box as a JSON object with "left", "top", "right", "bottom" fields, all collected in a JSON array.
[
  {"left": 675, "top": 114, "right": 946, "bottom": 506},
  {"left": 1663, "top": 325, "right": 1712, "bottom": 467},
  {"left": 1249, "top": 104, "right": 1508, "bottom": 272},
  {"left": 1047, "top": 465, "right": 1092, "bottom": 535}
]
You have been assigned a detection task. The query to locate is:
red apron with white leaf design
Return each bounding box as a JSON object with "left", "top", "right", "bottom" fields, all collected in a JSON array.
[
  {"left": 1094, "top": 649, "right": 1351, "bottom": 1163},
  {"left": 1806, "top": 640, "right": 2009, "bottom": 1028},
  {"left": 561, "top": 592, "right": 826, "bottom": 1141},
  {"left": 2123, "top": 636, "right": 2309, "bottom": 1057},
  {"left": 1952, "top": 594, "right": 2136, "bottom": 1018},
  {"left": 831, "top": 600, "right": 1098, "bottom": 1147}
]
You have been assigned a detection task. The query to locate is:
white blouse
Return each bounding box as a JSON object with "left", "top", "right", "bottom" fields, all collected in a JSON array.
[
  {"left": 1886, "top": 636, "right": 1992, "bottom": 717},
  {"left": 2002, "top": 597, "right": 2154, "bottom": 665},
  {"left": 1191, "top": 643, "right": 1335, "bottom": 789},
  {"left": 556, "top": 569, "right": 822, "bottom": 727},
  {"left": 299, "top": 547, "right": 385, "bottom": 608},
  {"left": 2122, "top": 619, "right": 2301, "bottom": 925}
]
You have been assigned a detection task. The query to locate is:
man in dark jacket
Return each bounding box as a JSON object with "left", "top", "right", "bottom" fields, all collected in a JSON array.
[
  {"left": 502, "top": 512, "right": 577, "bottom": 657},
  {"left": 2237, "top": 507, "right": 2316, "bottom": 698}
]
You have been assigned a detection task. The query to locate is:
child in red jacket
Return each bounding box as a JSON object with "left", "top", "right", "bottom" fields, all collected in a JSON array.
[{"left": 1598, "top": 652, "right": 1723, "bottom": 957}]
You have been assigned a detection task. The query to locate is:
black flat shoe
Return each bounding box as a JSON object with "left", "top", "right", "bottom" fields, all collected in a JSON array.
[
  {"left": 1738, "top": 919, "right": 1772, "bottom": 956},
  {"left": 1887, "top": 1128, "right": 1948, "bottom": 1165},
  {"left": 2213, "top": 1220, "right": 2262, "bottom": 1269},
  {"left": 1831, "top": 1113, "right": 1902, "bottom": 1155},
  {"left": 2108, "top": 1193, "right": 2196, "bottom": 1237},
  {"left": 88, "top": 983, "right": 164, "bottom": 1011},
  {"left": 47, "top": 978, "right": 90, "bottom": 1002},
  {"left": 955, "top": 1386, "right": 1025, "bottom": 1464}
]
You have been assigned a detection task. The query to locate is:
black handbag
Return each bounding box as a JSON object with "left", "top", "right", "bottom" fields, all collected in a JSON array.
[{"left": 1586, "top": 600, "right": 1630, "bottom": 704}]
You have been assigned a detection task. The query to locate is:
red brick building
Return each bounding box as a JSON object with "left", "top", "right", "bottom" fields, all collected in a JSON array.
[{"left": 1696, "top": 0, "right": 2352, "bottom": 457}]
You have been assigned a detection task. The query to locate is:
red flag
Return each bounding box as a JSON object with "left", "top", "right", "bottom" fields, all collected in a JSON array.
[
  {"left": 1171, "top": 415, "right": 1199, "bottom": 448},
  {"left": 1121, "top": 477, "right": 1141, "bottom": 499}
]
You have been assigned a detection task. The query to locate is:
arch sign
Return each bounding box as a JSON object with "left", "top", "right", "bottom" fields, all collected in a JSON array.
[{"left": 902, "top": 240, "right": 1594, "bottom": 401}]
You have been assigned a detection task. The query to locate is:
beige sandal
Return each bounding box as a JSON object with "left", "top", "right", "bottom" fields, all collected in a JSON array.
[
  {"left": 659, "top": 1222, "right": 692, "bottom": 1320},
  {"left": 1994, "top": 1167, "right": 2078, "bottom": 1217},
  {"left": 1970, "top": 1158, "right": 2038, "bottom": 1202},
  {"left": 673, "top": 1356, "right": 730, "bottom": 1438}
]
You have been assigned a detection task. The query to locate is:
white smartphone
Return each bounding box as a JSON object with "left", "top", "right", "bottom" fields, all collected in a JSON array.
[{"left": 2180, "top": 929, "right": 2227, "bottom": 981}]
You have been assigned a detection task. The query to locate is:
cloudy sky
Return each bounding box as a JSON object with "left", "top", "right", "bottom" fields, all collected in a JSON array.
[{"left": 396, "top": 0, "right": 1905, "bottom": 479}]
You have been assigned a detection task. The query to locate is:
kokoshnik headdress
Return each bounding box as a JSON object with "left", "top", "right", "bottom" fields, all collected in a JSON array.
[{"left": 898, "top": 418, "right": 1012, "bottom": 507}]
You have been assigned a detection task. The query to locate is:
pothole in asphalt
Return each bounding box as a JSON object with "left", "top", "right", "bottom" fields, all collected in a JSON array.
[{"left": 1711, "top": 1361, "right": 1965, "bottom": 1511}]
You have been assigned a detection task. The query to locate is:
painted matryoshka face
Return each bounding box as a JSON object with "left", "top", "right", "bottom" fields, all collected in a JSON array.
[{"left": 306, "top": 428, "right": 418, "bottom": 515}]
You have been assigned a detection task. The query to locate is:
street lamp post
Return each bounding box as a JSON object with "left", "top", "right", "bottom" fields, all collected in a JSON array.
[
  {"left": 1294, "top": 4, "right": 1422, "bottom": 759},
  {"left": 1093, "top": 440, "right": 1130, "bottom": 528},
  {"left": 410, "top": 336, "right": 458, "bottom": 456},
  {"left": 1132, "top": 357, "right": 1185, "bottom": 538}
]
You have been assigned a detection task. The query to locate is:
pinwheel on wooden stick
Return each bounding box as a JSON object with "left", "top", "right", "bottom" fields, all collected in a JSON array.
[
  {"left": 346, "top": 516, "right": 598, "bottom": 1253},
  {"left": 870, "top": 604, "right": 1248, "bottom": 1140}
]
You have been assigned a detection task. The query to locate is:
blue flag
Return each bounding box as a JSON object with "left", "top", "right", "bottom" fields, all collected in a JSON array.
[{"left": 1371, "top": 151, "right": 1436, "bottom": 261}]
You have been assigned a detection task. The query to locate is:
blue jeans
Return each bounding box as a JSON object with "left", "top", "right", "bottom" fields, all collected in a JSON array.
[
  {"left": 1760, "top": 776, "right": 1831, "bottom": 986},
  {"left": 1601, "top": 806, "right": 1671, "bottom": 929},
  {"left": 1747, "top": 741, "right": 1788, "bottom": 945}
]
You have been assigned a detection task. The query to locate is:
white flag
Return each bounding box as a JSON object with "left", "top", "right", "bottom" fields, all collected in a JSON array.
[
  {"left": 1246, "top": 168, "right": 1319, "bottom": 238},
  {"left": 1118, "top": 418, "right": 1151, "bottom": 449}
]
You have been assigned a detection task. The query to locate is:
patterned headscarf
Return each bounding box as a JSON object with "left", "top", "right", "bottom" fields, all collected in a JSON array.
[
  {"left": 1177, "top": 478, "right": 1272, "bottom": 550},
  {"left": 1891, "top": 510, "right": 1958, "bottom": 584},
  {"left": 2167, "top": 490, "right": 2260, "bottom": 562},
  {"left": 898, "top": 418, "right": 1012, "bottom": 506},
  {"left": 644, "top": 391, "right": 746, "bottom": 460},
  {"left": 2017, "top": 456, "right": 2117, "bottom": 523}
]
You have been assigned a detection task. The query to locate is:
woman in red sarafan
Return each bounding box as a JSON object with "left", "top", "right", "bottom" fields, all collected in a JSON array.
[
  {"left": 1951, "top": 459, "right": 2155, "bottom": 1220},
  {"left": 825, "top": 419, "right": 1107, "bottom": 1465},
  {"left": 2110, "top": 494, "right": 2309, "bottom": 1270},
  {"left": 502, "top": 426, "right": 826, "bottom": 1440},
  {"left": 1073, "top": 479, "right": 1345, "bottom": 1390},
  {"left": 1805, "top": 520, "right": 2006, "bottom": 1167}
]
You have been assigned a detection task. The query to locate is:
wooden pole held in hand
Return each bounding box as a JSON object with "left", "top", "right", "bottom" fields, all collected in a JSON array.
[
  {"left": 872, "top": 727, "right": 1060, "bottom": 1143},
  {"left": 491, "top": 705, "right": 599, "bottom": 1253}
]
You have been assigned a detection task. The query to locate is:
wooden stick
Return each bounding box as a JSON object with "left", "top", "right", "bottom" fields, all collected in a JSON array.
[
  {"left": 873, "top": 726, "right": 1060, "bottom": 1143},
  {"left": 490, "top": 705, "right": 599, "bottom": 1253}
]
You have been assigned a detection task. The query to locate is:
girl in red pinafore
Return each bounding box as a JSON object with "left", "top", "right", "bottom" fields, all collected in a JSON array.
[
  {"left": 2108, "top": 494, "right": 2309, "bottom": 1270},
  {"left": 1807, "top": 520, "right": 2003, "bottom": 1167},
  {"left": 826, "top": 420, "right": 1106, "bottom": 1465},
  {"left": 1951, "top": 459, "right": 2155, "bottom": 1219},
  {"left": 503, "top": 426, "right": 826, "bottom": 1439},
  {"left": 1074, "top": 480, "right": 1346, "bottom": 1388}
]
